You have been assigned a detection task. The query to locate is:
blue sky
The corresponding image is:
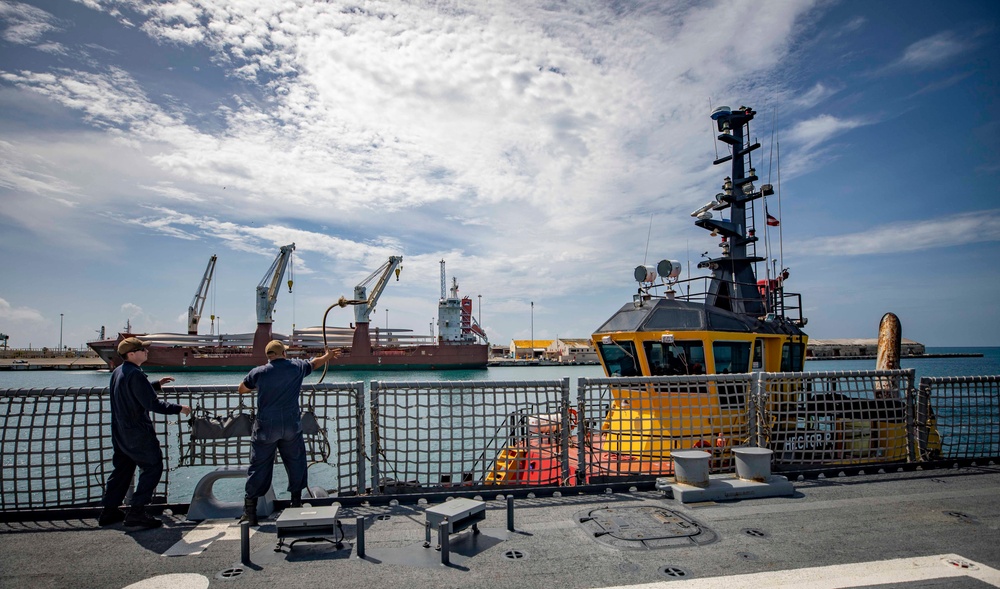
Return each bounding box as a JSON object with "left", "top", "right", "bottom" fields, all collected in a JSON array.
[{"left": 0, "top": 0, "right": 998, "bottom": 351}]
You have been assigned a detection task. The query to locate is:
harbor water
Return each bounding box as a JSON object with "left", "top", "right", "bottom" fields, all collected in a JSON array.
[{"left": 2, "top": 347, "right": 998, "bottom": 389}]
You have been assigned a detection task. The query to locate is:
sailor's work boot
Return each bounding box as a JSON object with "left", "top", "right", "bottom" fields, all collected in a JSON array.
[
  {"left": 238, "top": 497, "right": 258, "bottom": 526},
  {"left": 97, "top": 506, "right": 126, "bottom": 526},
  {"left": 123, "top": 506, "right": 163, "bottom": 529},
  {"left": 289, "top": 490, "right": 303, "bottom": 508}
]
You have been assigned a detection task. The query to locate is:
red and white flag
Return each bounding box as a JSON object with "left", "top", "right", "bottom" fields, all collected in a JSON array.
[{"left": 766, "top": 208, "right": 780, "bottom": 226}]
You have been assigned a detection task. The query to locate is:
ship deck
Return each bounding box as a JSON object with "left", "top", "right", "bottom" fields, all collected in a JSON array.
[{"left": 3, "top": 465, "right": 999, "bottom": 589}]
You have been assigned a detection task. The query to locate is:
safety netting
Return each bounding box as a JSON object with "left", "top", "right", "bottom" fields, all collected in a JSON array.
[{"left": 0, "top": 382, "right": 363, "bottom": 511}]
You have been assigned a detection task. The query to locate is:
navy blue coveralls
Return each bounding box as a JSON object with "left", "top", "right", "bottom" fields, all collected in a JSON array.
[
  {"left": 102, "top": 361, "right": 184, "bottom": 508},
  {"left": 242, "top": 358, "right": 312, "bottom": 500}
]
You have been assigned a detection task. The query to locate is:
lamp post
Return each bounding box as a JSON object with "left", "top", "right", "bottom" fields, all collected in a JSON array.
[
  {"left": 59, "top": 313, "right": 64, "bottom": 352},
  {"left": 386, "top": 308, "right": 389, "bottom": 330},
  {"left": 478, "top": 294, "right": 482, "bottom": 326},
  {"left": 530, "top": 301, "right": 534, "bottom": 361}
]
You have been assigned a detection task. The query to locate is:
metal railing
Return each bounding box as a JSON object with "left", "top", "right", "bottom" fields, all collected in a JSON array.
[
  {"left": 918, "top": 375, "right": 1000, "bottom": 461},
  {"left": 369, "top": 379, "right": 569, "bottom": 493},
  {"left": 0, "top": 383, "right": 364, "bottom": 511},
  {"left": 577, "top": 374, "right": 752, "bottom": 482},
  {"left": 758, "top": 370, "right": 915, "bottom": 469},
  {"left": 1, "top": 371, "right": 997, "bottom": 511}
]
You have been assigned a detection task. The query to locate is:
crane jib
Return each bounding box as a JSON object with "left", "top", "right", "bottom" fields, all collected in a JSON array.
[{"left": 256, "top": 243, "right": 295, "bottom": 324}]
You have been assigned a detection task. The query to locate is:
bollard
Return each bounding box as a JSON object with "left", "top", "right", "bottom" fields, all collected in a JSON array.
[
  {"left": 356, "top": 516, "right": 365, "bottom": 558},
  {"left": 240, "top": 520, "right": 251, "bottom": 565},
  {"left": 672, "top": 450, "right": 711, "bottom": 488},
  {"left": 506, "top": 495, "right": 515, "bottom": 532},
  {"left": 438, "top": 520, "right": 450, "bottom": 565},
  {"left": 734, "top": 447, "right": 773, "bottom": 482}
]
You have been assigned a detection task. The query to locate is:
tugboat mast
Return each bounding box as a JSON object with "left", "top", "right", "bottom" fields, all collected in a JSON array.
[{"left": 695, "top": 105, "right": 769, "bottom": 318}]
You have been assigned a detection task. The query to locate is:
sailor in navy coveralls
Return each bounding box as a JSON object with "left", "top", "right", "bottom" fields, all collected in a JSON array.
[
  {"left": 238, "top": 339, "right": 339, "bottom": 525},
  {"left": 99, "top": 337, "right": 190, "bottom": 528}
]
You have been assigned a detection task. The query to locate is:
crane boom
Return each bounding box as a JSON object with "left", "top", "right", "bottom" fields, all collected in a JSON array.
[
  {"left": 353, "top": 256, "right": 403, "bottom": 324},
  {"left": 187, "top": 255, "right": 218, "bottom": 334},
  {"left": 256, "top": 243, "right": 295, "bottom": 324}
]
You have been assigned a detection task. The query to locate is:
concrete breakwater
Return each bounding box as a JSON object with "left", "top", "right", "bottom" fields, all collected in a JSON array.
[
  {"left": 807, "top": 352, "right": 982, "bottom": 361},
  {"left": 1, "top": 357, "right": 107, "bottom": 371}
]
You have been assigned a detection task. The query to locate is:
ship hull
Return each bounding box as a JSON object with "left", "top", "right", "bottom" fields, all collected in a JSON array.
[
  {"left": 319, "top": 347, "right": 489, "bottom": 371},
  {"left": 87, "top": 334, "right": 488, "bottom": 372}
]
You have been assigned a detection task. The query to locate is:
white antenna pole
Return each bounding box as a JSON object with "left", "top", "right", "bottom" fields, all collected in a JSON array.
[
  {"left": 777, "top": 139, "right": 784, "bottom": 275},
  {"left": 686, "top": 239, "right": 691, "bottom": 298},
  {"left": 643, "top": 213, "right": 653, "bottom": 266}
]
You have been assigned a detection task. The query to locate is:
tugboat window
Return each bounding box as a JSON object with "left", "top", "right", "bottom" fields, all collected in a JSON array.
[
  {"left": 713, "top": 341, "right": 751, "bottom": 409},
  {"left": 597, "top": 341, "right": 639, "bottom": 377},
  {"left": 706, "top": 310, "right": 751, "bottom": 332},
  {"left": 645, "top": 308, "right": 704, "bottom": 331},
  {"left": 644, "top": 341, "right": 706, "bottom": 376},
  {"left": 712, "top": 341, "right": 751, "bottom": 374},
  {"left": 781, "top": 341, "right": 805, "bottom": 371}
]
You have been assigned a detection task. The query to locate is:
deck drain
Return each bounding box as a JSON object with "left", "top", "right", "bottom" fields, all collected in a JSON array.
[
  {"left": 216, "top": 567, "right": 245, "bottom": 580},
  {"left": 742, "top": 528, "right": 768, "bottom": 538},
  {"left": 576, "top": 506, "right": 717, "bottom": 550},
  {"left": 944, "top": 557, "right": 978, "bottom": 570},
  {"left": 660, "top": 565, "right": 688, "bottom": 578},
  {"left": 376, "top": 515, "right": 391, "bottom": 521},
  {"left": 503, "top": 549, "right": 527, "bottom": 560}
]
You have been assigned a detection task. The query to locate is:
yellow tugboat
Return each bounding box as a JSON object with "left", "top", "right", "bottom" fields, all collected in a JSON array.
[
  {"left": 488, "top": 105, "right": 928, "bottom": 486},
  {"left": 590, "top": 105, "right": 808, "bottom": 465}
]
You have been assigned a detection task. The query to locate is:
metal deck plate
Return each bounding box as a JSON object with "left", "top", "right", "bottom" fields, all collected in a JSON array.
[{"left": 576, "top": 506, "right": 717, "bottom": 550}]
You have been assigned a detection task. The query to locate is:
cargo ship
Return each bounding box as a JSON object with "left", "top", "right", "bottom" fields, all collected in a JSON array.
[{"left": 88, "top": 249, "right": 488, "bottom": 372}]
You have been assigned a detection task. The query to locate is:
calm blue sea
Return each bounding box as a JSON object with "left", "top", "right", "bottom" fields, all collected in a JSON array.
[{"left": 1, "top": 347, "right": 998, "bottom": 390}]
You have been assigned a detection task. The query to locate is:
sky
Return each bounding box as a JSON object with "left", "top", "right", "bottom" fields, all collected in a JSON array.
[{"left": 1, "top": 0, "right": 998, "bottom": 352}]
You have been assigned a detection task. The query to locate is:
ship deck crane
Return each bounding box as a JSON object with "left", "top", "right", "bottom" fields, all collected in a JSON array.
[
  {"left": 351, "top": 256, "right": 403, "bottom": 325},
  {"left": 256, "top": 243, "right": 295, "bottom": 324},
  {"left": 325, "top": 256, "right": 402, "bottom": 360},
  {"left": 187, "top": 255, "right": 217, "bottom": 335}
]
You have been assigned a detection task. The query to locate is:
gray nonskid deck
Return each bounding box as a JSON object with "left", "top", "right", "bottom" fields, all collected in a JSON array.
[{"left": 2, "top": 467, "right": 999, "bottom": 589}]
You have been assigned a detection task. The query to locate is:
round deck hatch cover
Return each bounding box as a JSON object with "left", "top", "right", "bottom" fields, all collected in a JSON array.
[{"left": 576, "top": 506, "right": 716, "bottom": 549}]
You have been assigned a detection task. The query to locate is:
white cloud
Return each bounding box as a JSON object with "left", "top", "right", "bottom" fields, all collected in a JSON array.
[
  {"left": 0, "top": 1, "right": 815, "bottom": 252},
  {"left": 28, "top": 1, "right": 976, "bottom": 345},
  {"left": 790, "top": 82, "right": 837, "bottom": 110},
  {"left": 896, "top": 31, "right": 970, "bottom": 70},
  {"left": 785, "top": 114, "right": 868, "bottom": 151},
  {"left": 0, "top": 0, "right": 60, "bottom": 44},
  {"left": 0, "top": 297, "right": 44, "bottom": 322},
  {"left": 804, "top": 210, "right": 1000, "bottom": 256},
  {"left": 139, "top": 182, "right": 206, "bottom": 203}
]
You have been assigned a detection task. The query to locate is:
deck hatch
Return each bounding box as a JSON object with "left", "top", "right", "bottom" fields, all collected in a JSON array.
[{"left": 576, "top": 506, "right": 717, "bottom": 549}]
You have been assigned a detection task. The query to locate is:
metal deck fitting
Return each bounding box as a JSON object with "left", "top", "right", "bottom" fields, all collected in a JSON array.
[{"left": 274, "top": 505, "right": 341, "bottom": 552}]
